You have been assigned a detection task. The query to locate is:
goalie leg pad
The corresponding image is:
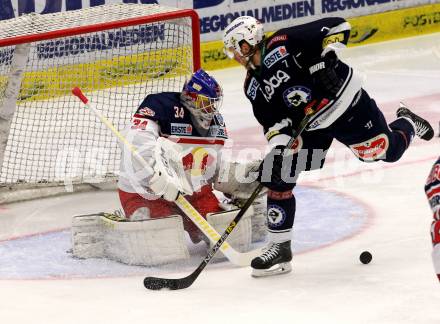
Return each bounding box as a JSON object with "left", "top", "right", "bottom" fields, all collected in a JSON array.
[
  {"left": 432, "top": 244, "right": 440, "bottom": 282},
  {"left": 207, "top": 209, "right": 252, "bottom": 256},
  {"left": 250, "top": 196, "right": 267, "bottom": 243},
  {"left": 219, "top": 196, "right": 267, "bottom": 243},
  {"left": 72, "top": 213, "right": 189, "bottom": 266},
  {"left": 72, "top": 214, "right": 105, "bottom": 259}
]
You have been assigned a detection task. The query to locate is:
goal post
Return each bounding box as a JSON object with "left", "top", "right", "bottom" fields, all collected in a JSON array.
[{"left": 0, "top": 3, "right": 200, "bottom": 193}]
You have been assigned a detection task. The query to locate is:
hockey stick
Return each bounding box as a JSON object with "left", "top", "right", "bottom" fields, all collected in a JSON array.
[
  {"left": 71, "top": 87, "right": 259, "bottom": 267},
  {"left": 143, "top": 98, "right": 327, "bottom": 290}
]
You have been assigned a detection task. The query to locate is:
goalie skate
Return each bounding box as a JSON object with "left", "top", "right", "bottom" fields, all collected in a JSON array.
[{"left": 251, "top": 241, "right": 292, "bottom": 277}]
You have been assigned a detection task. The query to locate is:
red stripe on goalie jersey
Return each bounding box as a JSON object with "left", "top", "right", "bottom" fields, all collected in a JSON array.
[{"left": 431, "top": 220, "right": 440, "bottom": 245}]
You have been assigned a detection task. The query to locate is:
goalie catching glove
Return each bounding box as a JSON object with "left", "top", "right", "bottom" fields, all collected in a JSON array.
[
  {"left": 149, "top": 170, "right": 180, "bottom": 201},
  {"left": 148, "top": 137, "right": 195, "bottom": 201}
]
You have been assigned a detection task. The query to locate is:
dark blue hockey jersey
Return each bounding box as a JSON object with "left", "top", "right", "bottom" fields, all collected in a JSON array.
[
  {"left": 243, "top": 17, "right": 362, "bottom": 141},
  {"left": 134, "top": 91, "right": 227, "bottom": 142}
]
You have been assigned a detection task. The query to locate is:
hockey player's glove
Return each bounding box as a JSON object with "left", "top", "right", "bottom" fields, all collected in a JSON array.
[
  {"left": 258, "top": 145, "right": 296, "bottom": 192},
  {"left": 149, "top": 170, "right": 180, "bottom": 201},
  {"left": 309, "top": 51, "right": 344, "bottom": 98}
]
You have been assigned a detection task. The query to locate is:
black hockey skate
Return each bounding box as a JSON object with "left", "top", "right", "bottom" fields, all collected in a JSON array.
[
  {"left": 397, "top": 102, "right": 434, "bottom": 141},
  {"left": 251, "top": 241, "right": 292, "bottom": 277}
]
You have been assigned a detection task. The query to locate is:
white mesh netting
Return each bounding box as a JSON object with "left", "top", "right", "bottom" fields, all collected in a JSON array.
[{"left": 0, "top": 4, "right": 196, "bottom": 187}]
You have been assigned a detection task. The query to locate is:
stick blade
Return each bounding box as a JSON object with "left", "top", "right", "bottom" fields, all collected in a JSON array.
[{"left": 143, "top": 276, "right": 193, "bottom": 291}]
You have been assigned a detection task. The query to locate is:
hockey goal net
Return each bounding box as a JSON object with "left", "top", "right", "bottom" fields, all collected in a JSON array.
[{"left": 0, "top": 3, "right": 200, "bottom": 193}]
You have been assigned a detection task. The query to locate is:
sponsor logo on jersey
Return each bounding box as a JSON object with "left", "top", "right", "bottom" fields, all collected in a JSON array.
[
  {"left": 208, "top": 125, "right": 227, "bottom": 138},
  {"left": 263, "top": 46, "right": 289, "bottom": 68},
  {"left": 283, "top": 86, "right": 311, "bottom": 108},
  {"left": 267, "top": 205, "right": 287, "bottom": 227},
  {"left": 138, "top": 107, "right": 155, "bottom": 117},
  {"left": 261, "top": 70, "right": 291, "bottom": 101},
  {"left": 307, "top": 100, "right": 338, "bottom": 130},
  {"left": 349, "top": 134, "right": 389, "bottom": 162},
  {"left": 246, "top": 77, "right": 260, "bottom": 100},
  {"left": 171, "top": 123, "right": 193, "bottom": 135},
  {"left": 309, "top": 62, "right": 326, "bottom": 74},
  {"left": 322, "top": 33, "right": 345, "bottom": 48},
  {"left": 266, "top": 35, "right": 288, "bottom": 48}
]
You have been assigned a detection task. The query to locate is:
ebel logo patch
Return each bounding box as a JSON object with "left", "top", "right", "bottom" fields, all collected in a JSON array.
[
  {"left": 266, "top": 34, "right": 288, "bottom": 48},
  {"left": 138, "top": 107, "right": 155, "bottom": 117},
  {"left": 171, "top": 123, "right": 192, "bottom": 135},
  {"left": 246, "top": 77, "right": 260, "bottom": 100},
  {"left": 263, "top": 46, "right": 289, "bottom": 68}
]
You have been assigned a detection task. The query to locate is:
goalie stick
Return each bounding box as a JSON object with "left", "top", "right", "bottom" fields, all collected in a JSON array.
[
  {"left": 71, "top": 87, "right": 260, "bottom": 267},
  {"left": 143, "top": 98, "right": 328, "bottom": 290}
]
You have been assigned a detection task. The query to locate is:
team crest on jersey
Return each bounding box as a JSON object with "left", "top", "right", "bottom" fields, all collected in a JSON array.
[
  {"left": 138, "top": 107, "right": 155, "bottom": 117},
  {"left": 171, "top": 123, "right": 193, "bottom": 135},
  {"left": 263, "top": 46, "right": 289, "bottom": 68},
  {"left": 349, "top": 134, "right": 389, "bottom": 162},
  {"left": 246, "top": 77, "right": 260, "bottom": 100},
  {"left": 283, "top": 86, "right": 311, "bottom": 108}
]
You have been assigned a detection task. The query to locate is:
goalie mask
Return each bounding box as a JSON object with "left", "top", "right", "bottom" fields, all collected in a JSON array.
[
  {"left": 181, "top": 69, "right": 223, "bottom": 133},
  {"left": 223, "top": 16, "right": 264, "bottom": 69}
]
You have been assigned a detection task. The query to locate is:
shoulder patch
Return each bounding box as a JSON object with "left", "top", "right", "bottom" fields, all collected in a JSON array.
[
  {"left": 138, "top": 107, "right": 156, "bottom": 117},
  {"left": 266, "top": 34, "right": 288, "bottom": 48}
]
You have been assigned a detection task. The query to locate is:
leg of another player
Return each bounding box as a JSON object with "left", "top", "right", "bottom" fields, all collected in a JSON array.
[
  {"left": 334, "top": 89, "right": 432, "bottom": 163},
  {"left": 251, "top": 189, "right": 294, "bottom": 277}
]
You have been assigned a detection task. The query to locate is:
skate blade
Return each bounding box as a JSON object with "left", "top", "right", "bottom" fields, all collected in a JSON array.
[{"left": 251, "top": 262, "right": 292, "bottom": 278}]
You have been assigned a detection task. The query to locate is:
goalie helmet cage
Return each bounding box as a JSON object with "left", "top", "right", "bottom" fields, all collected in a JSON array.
[{"left": 0, "top": 3, "right": 200, "bottom": 193}]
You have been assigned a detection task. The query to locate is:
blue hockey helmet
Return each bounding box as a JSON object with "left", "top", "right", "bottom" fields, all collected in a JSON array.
[{"left": 181, "top": 69, "right": 223, "bottom": 131}]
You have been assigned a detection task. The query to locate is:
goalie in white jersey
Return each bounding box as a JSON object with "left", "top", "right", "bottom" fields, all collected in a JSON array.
[{"left": 71, "top": 69, "right": 266, "bottom": 266}]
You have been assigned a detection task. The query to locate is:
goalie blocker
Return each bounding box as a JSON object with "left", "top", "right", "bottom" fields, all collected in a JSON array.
[{"left": 71, "top": 199, "right": 264, "bottom": 266}]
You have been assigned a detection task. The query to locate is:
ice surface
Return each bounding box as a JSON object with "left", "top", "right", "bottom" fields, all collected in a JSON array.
[{"left": 1, "top": 33, "right": 440, "bottom": 324}]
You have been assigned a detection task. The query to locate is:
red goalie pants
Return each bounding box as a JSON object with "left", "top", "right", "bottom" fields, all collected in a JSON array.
[{"left": 118, "top": 185, "right": 222, "bottom": 243}]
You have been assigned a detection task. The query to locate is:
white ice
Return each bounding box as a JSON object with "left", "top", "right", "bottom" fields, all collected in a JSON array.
[{"left": 1, "top": 33, "right": 440, "bottom": 324}]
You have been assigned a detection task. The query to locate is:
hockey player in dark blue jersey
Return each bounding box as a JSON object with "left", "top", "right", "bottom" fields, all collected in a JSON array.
[
  {"left": 223, "top": 16, "right": 434, "bottom": 277},
  {"left": 425, "top": 157, "right": 440, "bottom": 282}
]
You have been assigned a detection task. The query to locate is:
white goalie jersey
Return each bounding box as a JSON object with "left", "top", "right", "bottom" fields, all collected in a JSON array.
[{"left": 71, "top": 92, "right": 266, "bottom": 267}]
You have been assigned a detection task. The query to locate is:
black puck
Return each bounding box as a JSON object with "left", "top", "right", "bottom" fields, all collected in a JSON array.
[{"left": 360, "top": 251, "right": 372, "bottom": 264}]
